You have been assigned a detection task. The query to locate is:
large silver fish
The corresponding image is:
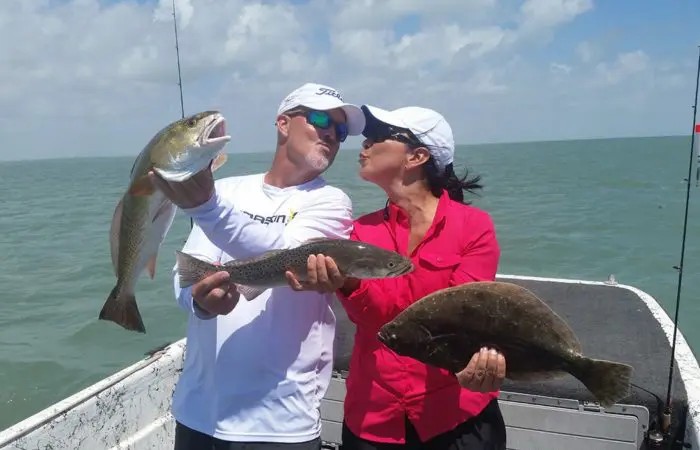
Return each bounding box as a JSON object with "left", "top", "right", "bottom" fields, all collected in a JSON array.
[
  {"left": 175, "top": 238, "right": 414, "bottom": 301},
  {"left": 100, "top": 111, "right": 231, "bottom": 333},
  {"left": 377, "top": 281, "right": 633, "bottom": 408}
]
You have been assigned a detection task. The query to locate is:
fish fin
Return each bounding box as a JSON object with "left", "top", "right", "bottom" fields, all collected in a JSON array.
[
  {"left": 153, "top": 198, "right": 174, "bottom": 223},
  {"left": 129, "top": 157, "right": 139, "bottom": 177},
  {"left": 569, "top": 357, "right": 633, "bottom": 408},
  {"left": 211, "top": 152, "right": 228, "bottom": 172},
  {"left": 128, "top": 175, "right": 156, "bottom": 196},
  {"left": 223, "top": 249, "right": 285, "bottom": 267},
  {"left": 141, "top": 199, "right": 175, "bottom": 280},
  {"left": 507, "top": 370, "right": 568, "bottom": 382},
  {"left": 257, "top": 249, "right": 286, "bottom": 258},
  {"left": 236, "top": 285, "right": 268, "bottom": 301},
  {"left": 175, "top": 250, "right": 218, "bottom": 288},
  {"left": 109, "top": 198, "right": 123, "bottom": 277},
  {"left": 99, "top": 285, "right": 146, "bottom": 333},
  {"left": 302, "top": 237, "right": 333, "bottom": 244},
  {"left": 147, "top": 254, "right": 157, "bottom": 279},
  {"left": 151, "top": 167, "right": 189, "bottom": 182}
]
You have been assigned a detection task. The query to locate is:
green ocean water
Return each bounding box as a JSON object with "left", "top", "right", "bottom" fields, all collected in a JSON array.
[{"left": 1, "top": 135, "right": 699, "bottom": 430}]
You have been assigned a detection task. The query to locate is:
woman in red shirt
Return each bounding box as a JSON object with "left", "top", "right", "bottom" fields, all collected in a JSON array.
[{"left": 287, "top": 104, "right": 507, "bottom": 449}]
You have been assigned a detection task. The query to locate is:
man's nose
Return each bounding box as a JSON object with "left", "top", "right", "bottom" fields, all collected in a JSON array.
[{"left": 319, "top": 126, "right": 336, "bottom": 142}]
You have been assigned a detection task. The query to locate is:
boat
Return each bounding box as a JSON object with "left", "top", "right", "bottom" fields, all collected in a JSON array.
[
  {"left": 0, "top": 274, "right": 698, "bottom": 449},
  {"left": 2, "top": 2, "right": 698, "bottom": 447}
]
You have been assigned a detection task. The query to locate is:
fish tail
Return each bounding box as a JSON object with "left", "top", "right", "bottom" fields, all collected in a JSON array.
[
  {"left": 99, "top": 285, "right": 146, "bottom": 333},
  {"left": 176, "top": 250, "right": 218, "bottom": 288},
  {"left": 236, "top": 285, "right": 268, "bottom": 302},
  {"left": 570, "top": 356, "right": 633, "bottom": 407}
]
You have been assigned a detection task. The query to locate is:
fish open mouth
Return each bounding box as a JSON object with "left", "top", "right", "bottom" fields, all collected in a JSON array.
[
  {"left": 202, "top": 114, "right": 231, "bottom": 146},
  {"left": 388, "top": 262, "right": 414, "bottom": 277}
]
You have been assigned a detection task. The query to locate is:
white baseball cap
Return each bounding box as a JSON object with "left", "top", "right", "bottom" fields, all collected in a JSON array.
[
  {"left": 361, "top": 104, "right": 455, "bottom": 173},
  {"left": 277, "top": 82, "right": 366, "bottom": 136}
]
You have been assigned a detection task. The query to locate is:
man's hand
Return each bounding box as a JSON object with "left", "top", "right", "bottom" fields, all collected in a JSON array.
[
  {"left": 192, "top": 271, "right": 239, "bottom": 316},
  {"left": 285, "top": 254, "right": 347, "bottom": 294},
  {"left": 148, "top": 167, "right": 215, "bottom": 210},
  {"left": 455, "top": 347, "right": 506, "bottom": 393}
]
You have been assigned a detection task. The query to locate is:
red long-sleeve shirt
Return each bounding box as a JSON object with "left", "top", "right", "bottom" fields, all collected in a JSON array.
[{"left": 336, "top": 190, "right": 501, "bottom": 444}]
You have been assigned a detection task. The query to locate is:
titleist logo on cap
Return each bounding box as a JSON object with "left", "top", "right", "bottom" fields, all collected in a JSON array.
[{"left": 315, "top": 87, "right": 343, "bottom": 101}]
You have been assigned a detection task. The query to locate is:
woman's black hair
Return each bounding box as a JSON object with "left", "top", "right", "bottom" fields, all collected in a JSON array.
[
  {"left": 423, "top": 156, "right": 483, "bottom": 204},
  {"left": 362, "top": 114, "right": 484, "bottom": 205}
]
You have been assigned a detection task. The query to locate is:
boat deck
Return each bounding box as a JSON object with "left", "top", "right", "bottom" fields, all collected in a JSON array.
[
  {"left": 330, "top": 276, "right": 689, "bottom": 439},
  {"left": 1, "top": 276, "right": 698, "bottom": 449}
]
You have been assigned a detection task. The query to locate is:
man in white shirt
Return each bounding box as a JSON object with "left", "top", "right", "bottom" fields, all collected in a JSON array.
[{"left": 149, "top": 83, "right": 366, "bottom": 449}]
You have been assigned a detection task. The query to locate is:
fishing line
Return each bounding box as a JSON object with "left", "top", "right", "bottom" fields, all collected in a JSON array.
[
  {"left": 663, "top": 45, "right": 700, "bottom": 438},
  {"left": 172, "top": 0, "right": 185, "bottom": 121},
  {"left": 170, "top": 0, "right": 194, "bottom": 232}
]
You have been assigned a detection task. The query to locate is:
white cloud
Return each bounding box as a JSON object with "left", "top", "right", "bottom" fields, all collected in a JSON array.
[
  {"left": 550, "top": 62, "right": 573, "bottom": 75},
  {"left": 593, "top": 50, "right": 651, "bottom": 86},
  {"left": 576, "top": 41, "right": 593, "bottom": 63},
  {"left": 520, "top": 0, "right": 594, "bottom": 30},
  {"left": 466, "top": 69, "right": 510, "bottom": 94},
  {"left": 327, "top": 0, "right": 500, "bottom": 30},
  {"left": 333, "top": 25, "right": 507, "bottom": 71},
  {"left": 0, "top": 0, "right": 693, "bottom": 161}
]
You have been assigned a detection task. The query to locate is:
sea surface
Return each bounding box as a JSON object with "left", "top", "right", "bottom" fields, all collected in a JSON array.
[{"left": 1, "top": 135, "right": 700, "bottom": 430}]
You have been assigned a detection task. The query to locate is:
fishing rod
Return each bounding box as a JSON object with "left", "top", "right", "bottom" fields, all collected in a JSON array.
[
  {"left": 170, "top": 0, "right": 194, "bottom": 230},
  {"left": 172, "top": 0, "right": 185, "bottom": 120},
  {"left": 661, "top": 45, "right": 700, "bottom": 445}
]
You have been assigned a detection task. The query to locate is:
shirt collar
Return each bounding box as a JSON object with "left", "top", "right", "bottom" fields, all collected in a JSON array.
[{"left": 383, "top": 189, "right": 451, "bottom": 230}]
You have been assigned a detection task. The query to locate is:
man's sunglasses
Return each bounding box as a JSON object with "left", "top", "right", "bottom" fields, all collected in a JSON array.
[{"left": 287, "top": 109, "right": 349, "bottom": 142}]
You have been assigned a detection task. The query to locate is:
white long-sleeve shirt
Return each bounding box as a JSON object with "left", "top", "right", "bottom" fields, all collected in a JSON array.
[{"left": 170, "top": 172, "right": 353, "bottom": 443}]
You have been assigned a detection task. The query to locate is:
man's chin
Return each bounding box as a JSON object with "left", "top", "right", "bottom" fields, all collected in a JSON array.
[{"left": 305, "top": 152, "right": 331, "bottom": 173}]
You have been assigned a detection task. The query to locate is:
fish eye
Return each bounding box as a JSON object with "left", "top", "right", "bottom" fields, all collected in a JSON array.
[
  {"left": 388, "top": 262, "right": 395, "bottom": 268},
  {"left": 187, "top": 118, "right": 197, "bottom": 127}
]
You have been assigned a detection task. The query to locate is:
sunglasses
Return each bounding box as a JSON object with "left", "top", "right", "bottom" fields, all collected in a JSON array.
[
  {"left": 363, "top": 125, "right": 423, "bottom": 148},
  {"left": 287, "top": 109, "right": 349, "bottom": 142}
]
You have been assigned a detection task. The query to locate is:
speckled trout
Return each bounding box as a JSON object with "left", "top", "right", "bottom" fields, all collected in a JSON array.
[
  {"left": 100, "top": 111, "right": 231, "bottom": 333},
  {"left": 175, "top": 238, "right": 414, "bottom": 301}
]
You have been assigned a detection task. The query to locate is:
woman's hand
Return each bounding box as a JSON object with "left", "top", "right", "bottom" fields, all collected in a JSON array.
[{"left": 455, "top": 347, "right": 506, "bottom": 392}]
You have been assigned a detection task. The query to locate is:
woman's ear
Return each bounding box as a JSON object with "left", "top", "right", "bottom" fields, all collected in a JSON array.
[{"left": 405, "top": 147, "right": 431, "bottom": 170}]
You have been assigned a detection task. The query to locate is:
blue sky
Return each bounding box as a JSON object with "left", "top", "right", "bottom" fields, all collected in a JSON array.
[{"left": 0, "top": 0, "right": 698, "bottom": 161}]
